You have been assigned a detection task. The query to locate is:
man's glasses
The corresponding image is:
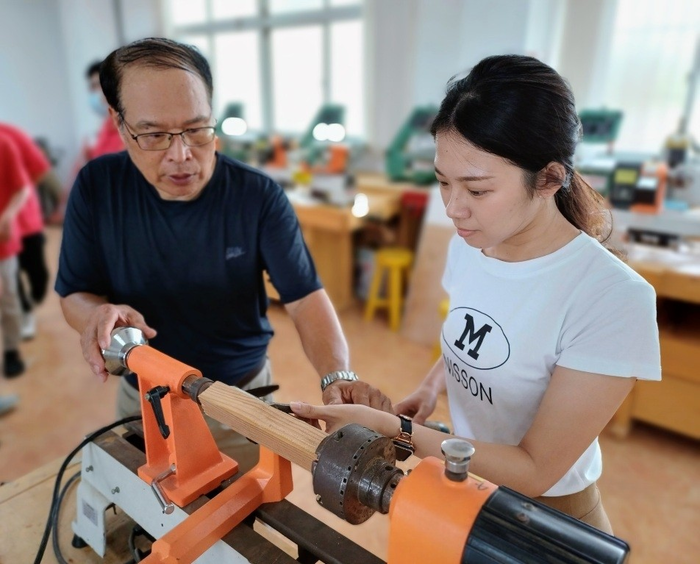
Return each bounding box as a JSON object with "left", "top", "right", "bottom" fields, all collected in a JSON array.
[{"left": 120, "top": 114, "right": 216, "bottom": 151}]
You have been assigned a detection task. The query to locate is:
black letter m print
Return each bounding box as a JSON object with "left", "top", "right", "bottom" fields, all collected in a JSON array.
[{"left": 454, "top": 313, "right": 492, "bottom": 360}]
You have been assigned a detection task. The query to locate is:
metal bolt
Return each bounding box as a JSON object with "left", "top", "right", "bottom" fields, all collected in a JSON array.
[
  {"left": 441, "top": 439, "right": 475, "bottom": 482},
  {"left": 111, "top": 487, "right": 120, "bottom": 495}
]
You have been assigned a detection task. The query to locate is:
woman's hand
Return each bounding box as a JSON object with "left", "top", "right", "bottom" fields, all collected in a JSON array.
[{"left": 290, "top": 401, "right": 398, "bottom": 435}]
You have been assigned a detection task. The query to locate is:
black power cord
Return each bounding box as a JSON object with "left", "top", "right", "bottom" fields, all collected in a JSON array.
[
  {"left": 51, "top": 470, "right": 81, "bottom": 564},
  {"left": 127, "top": 524, "right": 154, "bottom": 562},
  {"left": 33, "top": 415, "right": 142, "bottom": 564}
]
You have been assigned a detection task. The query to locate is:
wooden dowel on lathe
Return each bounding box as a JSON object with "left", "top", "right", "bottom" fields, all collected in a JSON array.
[{"left": 199, "top": 382, "right": 327, "bottom": 472}]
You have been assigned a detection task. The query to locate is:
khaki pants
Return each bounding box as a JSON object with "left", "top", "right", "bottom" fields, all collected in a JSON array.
[
  {"left": 0, "top": 256, "right": 21, "bottom": 352},
  {"left": 536, "top": 482, "right": 613, "bottom": 534},
  {"left": 116, "top": 359, "right": 273, "bottom": 477}
]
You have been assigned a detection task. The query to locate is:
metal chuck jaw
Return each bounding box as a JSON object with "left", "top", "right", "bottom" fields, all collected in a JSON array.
[{"left": 311, "top": 424, "right": 405, "bottom": 524}]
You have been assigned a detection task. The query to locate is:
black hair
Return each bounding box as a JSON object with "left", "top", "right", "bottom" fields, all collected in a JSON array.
[
  {"left": 85, "top": 60, "right": 103, "bottom": 79},
  {"left": 431, "top": 54, "right": 614, "bottom": 248},
  {"left": 100, "top": 37, "right": 213, "bottom": 117}
]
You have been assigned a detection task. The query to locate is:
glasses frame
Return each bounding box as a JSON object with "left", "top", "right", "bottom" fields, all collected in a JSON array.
[{"left": 119, "top": 113, "right": 217, "bottom": 151}]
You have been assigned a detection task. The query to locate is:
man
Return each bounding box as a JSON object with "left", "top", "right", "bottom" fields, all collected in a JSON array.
[
  {"left": 0, "top": 122, "right": 54, "bottom": 347},
  {"left": 0, "top": 131, "right": 30, "bottom": 378},
  {"left": 55, "top": 38, "right": 391, "bottom": 472}
]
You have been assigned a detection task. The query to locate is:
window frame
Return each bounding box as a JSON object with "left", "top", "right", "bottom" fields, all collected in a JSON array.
[{"left": 164, "top": 0, "right": 363, "bottom": 134}]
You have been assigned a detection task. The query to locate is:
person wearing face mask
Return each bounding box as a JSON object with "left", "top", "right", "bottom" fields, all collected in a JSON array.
[
  {"left": 83, "top": 60, "right": 125, "bottom": 160},
  {"left": 289, "top": 55, "right": 662, "bottom": 534}
]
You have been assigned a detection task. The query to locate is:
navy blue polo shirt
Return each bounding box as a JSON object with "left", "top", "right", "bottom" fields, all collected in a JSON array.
[{"left": 55, "top": 152, "right": 321, "bottom": 387}]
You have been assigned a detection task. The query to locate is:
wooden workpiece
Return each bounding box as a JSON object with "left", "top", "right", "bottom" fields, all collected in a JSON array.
[{"left": 200, "top": 383, "right": 327, "bottom": 472}]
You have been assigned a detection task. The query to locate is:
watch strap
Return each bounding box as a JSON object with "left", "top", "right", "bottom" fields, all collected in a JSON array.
[
  {"left": 393, "top": 414, "right": 415, "bottom": 461},
  {"left": 320, "top": 370, "right": 359, "bottom": 392}
]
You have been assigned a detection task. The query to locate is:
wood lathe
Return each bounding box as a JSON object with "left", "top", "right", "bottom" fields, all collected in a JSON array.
[{"left": 66, "top": 327, "right": 632, "bottom": 563}]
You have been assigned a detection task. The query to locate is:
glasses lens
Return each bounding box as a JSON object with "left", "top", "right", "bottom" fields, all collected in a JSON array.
[
  {"left": 183, "top": 127, "right": 216, "bottom": 147},
  {"left": 138, "top": 133, "right": 172, "bottom": 151}
]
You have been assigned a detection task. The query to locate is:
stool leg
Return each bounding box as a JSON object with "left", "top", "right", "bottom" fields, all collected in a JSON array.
[
  {"left": 364, "top": 266, "right": 384, "bottom": 322},
  {"left": 389, "top": 266, "right": 402, "bottom": 332}
]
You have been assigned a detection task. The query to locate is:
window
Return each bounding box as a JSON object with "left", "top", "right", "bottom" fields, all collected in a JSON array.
[
  {"left": 603, "top": 0, "right": 700, "bottom": 152},
  {"left": 214, "top": 32, "right": 263, "bottom": 130},
  {"left": 163, "top": 0, "right": 364, "bottom": 137},
  {"left": 330, "top": 20, "right": 363, "bottom": 137},
  {"left": 271, "top": 26, "right": 323, "bottom": 133}
]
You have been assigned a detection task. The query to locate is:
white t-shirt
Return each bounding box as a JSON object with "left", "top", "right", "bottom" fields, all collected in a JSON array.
[{"left": 440, "top": 232, "right": 661, "bottom": 496}]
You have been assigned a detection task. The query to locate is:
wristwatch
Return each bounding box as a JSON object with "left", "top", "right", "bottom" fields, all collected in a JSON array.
[
  {"left": 392, "top": 414, "right": 415, "bottom": 461},
  {"left": 320, "top": 370, "right": 359, "bottom": 392}
]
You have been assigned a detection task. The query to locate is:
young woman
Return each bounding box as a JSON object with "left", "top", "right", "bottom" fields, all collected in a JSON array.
[{"left": 291, "top": 55, "right": 661, "bottom": 533}]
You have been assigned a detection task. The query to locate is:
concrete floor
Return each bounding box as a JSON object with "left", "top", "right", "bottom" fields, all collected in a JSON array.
[{"left": 1, "top": 225, "right": 698, "bottom": 563}]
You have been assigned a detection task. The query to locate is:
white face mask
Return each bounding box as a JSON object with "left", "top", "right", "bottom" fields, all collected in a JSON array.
[{"left": 89, "top": 90, "right": 107, "bottom": 118}]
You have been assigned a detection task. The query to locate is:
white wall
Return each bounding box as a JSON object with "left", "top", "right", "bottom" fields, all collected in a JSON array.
[
  {"left": 365, "top": 0, "right": 534, "bottom": 154},
  {"left": 556, "top": 0, "right": 617, "bottom": 109},
  {"left": 57, "top": 0, "right": 121, "bottom": 177},
  {"left": 524, "top": 0, "right": 567, "bottom": 68},
  {"left": 0, "top": 0, "right": 75, "bottom": 181}
]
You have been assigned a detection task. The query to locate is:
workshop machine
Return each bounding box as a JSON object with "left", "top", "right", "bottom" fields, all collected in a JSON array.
[
  {"left": 386, "top": 105, "right": 438, "bottom": 185},
  {"left": 215, "top": 102, "right": 268, "bottom": 164},
  {"left": 70, "top": 327, "right": 631, "bottom": 563},
  {"left": 297, "top": 103, "right": 352, "bottom": 175},
  {"left": 575, "top": 109, "right": 625, "bottom": 197}
]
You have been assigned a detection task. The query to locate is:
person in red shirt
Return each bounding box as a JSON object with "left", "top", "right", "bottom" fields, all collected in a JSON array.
[
  {"left": 0, "top": 131, "right": 31, "bottom": 377},
  {"left": 0, "top": 123, "right": 53, "bottom": 346},
  {"left": 84, "top": 60, "right": 125, "bottom": 159}
]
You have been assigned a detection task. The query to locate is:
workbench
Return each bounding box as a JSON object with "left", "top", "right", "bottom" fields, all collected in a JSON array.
[
  {"left": 0, "top": 428, "right": 385, "bottom": 563},
  {"left": 267, "top": 180, "right": 412, "bottom": 311},
  {"left": 610, "top": 243, "right": 700, "bottom": 440}
]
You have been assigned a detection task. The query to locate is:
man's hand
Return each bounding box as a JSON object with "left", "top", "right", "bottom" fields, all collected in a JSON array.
[
  {"left": 0, "top": 217, "right": 11, "bottom": 242},
  {"left": 322, "top": 380, "right": 393, "bottom": 413},
  {"left": 393, "top": 387, "right": 438, "bottom": 425},
  {"left": 82, "top": 303, "right": 157, "bottom": 382}
]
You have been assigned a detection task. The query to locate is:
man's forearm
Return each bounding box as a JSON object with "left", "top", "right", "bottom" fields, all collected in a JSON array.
[
  {"left": 285, "top": 289, "right": 349, "bottom": 377},
  {"left": 0, "top": 185, "right": 30, "bottom": 225},
  {"left": 60, "top": 292, "right": 108, "bottom": 334}
]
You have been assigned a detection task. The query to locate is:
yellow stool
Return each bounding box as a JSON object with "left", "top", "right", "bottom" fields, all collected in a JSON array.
[
  {"left": 364, "top": 248, "right": 414, "bottom": 332},
  {"left": 432, "top": 298, "right": 450, "bottom": 360}
]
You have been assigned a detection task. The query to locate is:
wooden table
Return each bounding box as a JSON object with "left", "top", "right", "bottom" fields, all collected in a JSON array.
[
  {"left": 0, "top": 456, "right": 119, "bottom": 563},
  {"left": 610, "top": 244, "right": 700, "bottom": 439},
  {"left": 264, "top": 198, "right": 365, "bottom": 311},
  {"left": 268, "top": 184, "right": 407, "bottom": 311},
  {"left": 293, "top": 200, "right": 364, "bottom": 311}
]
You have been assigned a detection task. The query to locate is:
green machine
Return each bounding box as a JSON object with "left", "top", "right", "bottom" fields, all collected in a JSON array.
[
  {"left": 386, "top": 105, "right": 439, "bottom": 185},
  {"left": 299, "top": 103, "right": 346, "bottom": 165},
  {"left": 216, "top": 102, "right": 263, "bottom": 163},
  {"left": 576, "top": 108, "right": 624, "bottom": 197},
  {"left": 579, "top": 108, "right": 623, "bottom": 144}
]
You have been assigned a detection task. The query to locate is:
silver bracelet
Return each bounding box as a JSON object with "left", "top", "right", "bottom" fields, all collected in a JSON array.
[{"left": 320, "top": 370, "right": 359, "bottom": 392}]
